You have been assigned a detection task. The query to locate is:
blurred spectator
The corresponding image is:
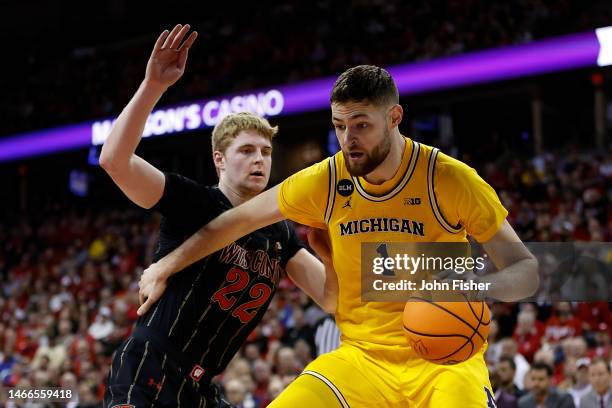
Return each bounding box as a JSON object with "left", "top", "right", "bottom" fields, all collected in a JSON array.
[
  {"left": 253, "top": 359, "right": 273, "bottom": 403},
  {"left": 225, "top": 378, "right": 248, "bottom": 408},
  {"left": 501, "top": 338, "right": 531, "bottom": 390},
  {"left": 30, "top": 334, "right": 67, "bottom": 372},
  {"left": 514, "top": 310, "right": 542, "bottom": 362},
  {"left": 566, "top": 357, "right": 592, "bottom": 407},
  {"left": 545, "top": 303, "right": 582, "bottom": 344},
  {"left": 487, "top": 319, "right": 503, "bottom": 365},
  {"left": 518, "top": 362, "right": 575, "bottom": 408},
  {"left": 589, "top": 325, "right": 612, "bottom": 360},
  {"left": 87, "top": 306, "right": 115, "bottom": 341},
  {"left": 494, "top": 356, "right": 527, "bottom": 407},
  {"left": 579, "top": 358, "right": 612, "bottom": 408},
  {"left": 274, "top": 347, "right": 301, "bottom": 378}
]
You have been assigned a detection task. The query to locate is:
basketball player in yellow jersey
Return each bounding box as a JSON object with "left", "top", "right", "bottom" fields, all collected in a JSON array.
[{"left": 139, "top": 65, "right": 539, "bottom": 407}]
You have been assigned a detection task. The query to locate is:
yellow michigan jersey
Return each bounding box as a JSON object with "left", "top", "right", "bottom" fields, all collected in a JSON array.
[{"left": 275, "top": 137, "right": 507, "bottom": 407}]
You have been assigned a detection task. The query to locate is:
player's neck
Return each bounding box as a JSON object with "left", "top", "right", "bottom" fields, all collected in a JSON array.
[
  {"left": 362, "top": 133, "right": 406, "bottom": 185},
  {"left": 218, "top": 180, "right": 256, "bottom": 207}
]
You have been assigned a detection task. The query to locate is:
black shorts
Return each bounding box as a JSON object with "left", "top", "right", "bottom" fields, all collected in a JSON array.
[
  {"left": 104, "top": 334, "right": 204, "bottom": 407},
  {"left": 104, "top": 329, "right": 231, "bottom": 408}
]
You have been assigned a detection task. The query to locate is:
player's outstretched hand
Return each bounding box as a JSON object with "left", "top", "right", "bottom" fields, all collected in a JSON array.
[
  {"left": 137, "top": 262, "right": 168, "bottom": 316},
  {"left": 144, "top": 24, "right": 198, "bottom": 90},
  {"left": 307, "top": 228, "right": 332, "bottom": 265}
]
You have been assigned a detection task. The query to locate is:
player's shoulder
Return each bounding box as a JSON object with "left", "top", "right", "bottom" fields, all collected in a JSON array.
[{"left": 425, "top": 146, "right": 476, "bottom": 182}]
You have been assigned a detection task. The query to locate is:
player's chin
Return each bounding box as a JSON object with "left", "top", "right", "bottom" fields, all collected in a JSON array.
[{"left": 244, "top": 177, "right": 268, "bottom": 192}]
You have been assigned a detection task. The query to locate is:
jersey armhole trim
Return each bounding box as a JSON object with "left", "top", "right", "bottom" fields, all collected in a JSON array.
[
  {"left": 324, "top": 156, "right": 337, "bottom": 224},
  {"left": 427, "top": 148, "right": 463, "bottom": 234}
]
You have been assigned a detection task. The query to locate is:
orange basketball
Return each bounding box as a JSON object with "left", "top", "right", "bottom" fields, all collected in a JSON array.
[{"left": 403, "top": 297, "right": 490, "bottom": 365}]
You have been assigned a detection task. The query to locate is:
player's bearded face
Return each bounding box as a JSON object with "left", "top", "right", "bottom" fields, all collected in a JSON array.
[
  {"left": 343, "top": 127, "right": 391, "bottom": 176},
  {"left": 332, "top": 102, "right": 393, "bottom": 177}
]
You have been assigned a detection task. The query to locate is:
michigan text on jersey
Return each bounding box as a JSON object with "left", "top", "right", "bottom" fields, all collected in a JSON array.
[{"left": 339, "top": 217, "right": 425, "bottom": 237}]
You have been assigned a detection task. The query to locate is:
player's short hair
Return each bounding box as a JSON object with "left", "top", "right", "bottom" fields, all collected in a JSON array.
[
  {"left": 212, "top": 112, "right": 278, "bottom": 153},
  {"left": 330, "top": 65, "right": 399, "bottom": 107},
  {"left": 530, "top": 362, "right": 553, "bottom": 377}
]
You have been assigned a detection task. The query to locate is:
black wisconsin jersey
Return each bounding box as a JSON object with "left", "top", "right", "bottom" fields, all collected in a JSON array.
[{"left": 140, "top": 173, "right": 303, "bottom": 379}]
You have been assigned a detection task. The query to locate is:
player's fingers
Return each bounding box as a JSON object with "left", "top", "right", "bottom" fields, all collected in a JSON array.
[
  {"left": 154, "top": 30, "right": 170, "bottom": 51},
  {"left": 178, "top": 46, "right": 190, "bottom": 70},
  {"left": 170, "top": 24, "right": 190, "bottom": 49},
  {"left": 137, "top": 297, "right": 152, "bottom": 316},
  {"left": 162, "top": 24, "right": 182, "bottom": 49},
  {"left": 178, "top": 30, "right": 198, "bottom": 51},
  {"left": 139, "top": 289, "right": 146, "bottom": 306}
]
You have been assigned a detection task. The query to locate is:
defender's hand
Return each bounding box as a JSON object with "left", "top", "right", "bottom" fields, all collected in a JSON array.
[
  {"left": 144, "top": 24, "right": 198, "bottom": 90},
  {"left": 138, "top": 262, "right": 169, "bottom": 316}
]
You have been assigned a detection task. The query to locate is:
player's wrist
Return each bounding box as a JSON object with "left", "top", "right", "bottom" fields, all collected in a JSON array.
[{"left": 141, "top": 78, "right": 169, "bottom": 94}]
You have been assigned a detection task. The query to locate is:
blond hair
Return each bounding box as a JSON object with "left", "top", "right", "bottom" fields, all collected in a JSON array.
[{"left": 211, "top": 112, "right": 278, "bottom": 153}]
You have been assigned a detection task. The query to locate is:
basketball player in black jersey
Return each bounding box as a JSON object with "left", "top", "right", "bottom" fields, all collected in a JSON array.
[{"left": 99, "top": 24, "right": 336, "bottom": 408}]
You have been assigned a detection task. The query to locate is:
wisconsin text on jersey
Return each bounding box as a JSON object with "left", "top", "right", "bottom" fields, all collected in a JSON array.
[
  {"left": 339, "top": 217, "right": 425, "bottom": 237},
  {"left": 218, "top": 241, "right": 284, "bottom": 282}
]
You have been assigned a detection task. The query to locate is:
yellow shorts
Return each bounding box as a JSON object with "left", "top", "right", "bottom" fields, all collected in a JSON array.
[{"left": 269, "top": 340, "right": 496, "bottom": 407}]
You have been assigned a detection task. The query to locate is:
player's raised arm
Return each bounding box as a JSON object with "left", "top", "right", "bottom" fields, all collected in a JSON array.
[
  {"left": 137, "top": 185, "right": 285, "bottom": 315},
  {"left": 99, "top": 24, "right": 197, "bottom": 208}
]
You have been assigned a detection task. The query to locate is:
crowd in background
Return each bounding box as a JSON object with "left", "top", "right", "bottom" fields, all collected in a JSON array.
[{"left": 1, "top": 0, "right": 611, "bottom": 136}]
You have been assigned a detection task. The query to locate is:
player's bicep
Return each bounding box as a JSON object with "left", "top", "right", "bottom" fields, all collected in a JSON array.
[
  {"left": 435, "top": 155, "right": 507, "bottom": 240},
  {"left": 105, "top": 155, "right": 165, "bottom": 209}
]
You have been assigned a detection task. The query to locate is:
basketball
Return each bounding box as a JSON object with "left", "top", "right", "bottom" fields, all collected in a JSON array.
[{"left": 403, "top": 297, "right": 491, "bottom": 365}]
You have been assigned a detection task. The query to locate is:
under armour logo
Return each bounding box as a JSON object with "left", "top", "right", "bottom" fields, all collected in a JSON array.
[
  {"left": 190, "top": 365, "right": 205, "bottom": 381},
  {"left": 147, "top": 378, "right": 162, "bottom": 390},
  {"left": 342, "top": 197, "right": 352, "bottom": 209}
]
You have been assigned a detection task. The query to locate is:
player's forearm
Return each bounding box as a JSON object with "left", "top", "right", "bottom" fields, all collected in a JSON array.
[
  {"left": 478, "top": 257, "right": 539, "bottom": 302},
  {"left": 99, "top": 80, "right": 166, "bottom": 172}
]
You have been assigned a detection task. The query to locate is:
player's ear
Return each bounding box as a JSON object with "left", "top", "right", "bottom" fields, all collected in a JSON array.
[
  {"left": 388, "top": 104, "right": 403, "bottom": 129},
  {"left": 213, "top": 150, "right": 225, "bottom": 171}
]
